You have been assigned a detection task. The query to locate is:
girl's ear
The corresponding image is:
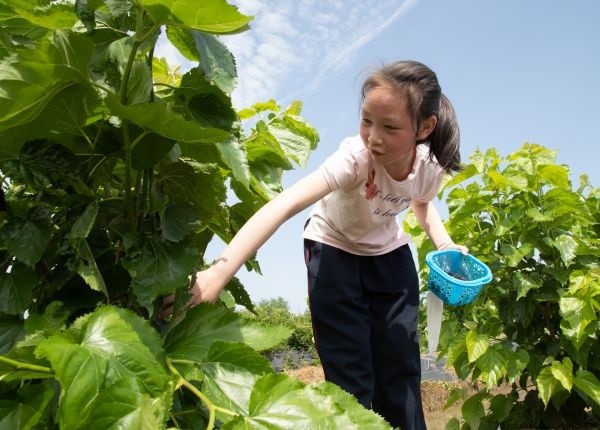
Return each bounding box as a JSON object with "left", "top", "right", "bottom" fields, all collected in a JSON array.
[{"left": 418, "top": 115, "right": 437, "bottom": 140}]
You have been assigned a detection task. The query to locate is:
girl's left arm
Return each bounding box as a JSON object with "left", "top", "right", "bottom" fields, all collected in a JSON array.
[{"left": 410, "top": 200, "right": 468, "bottom": 254}]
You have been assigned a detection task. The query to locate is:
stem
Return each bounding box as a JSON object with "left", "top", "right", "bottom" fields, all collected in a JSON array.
[
  {"left": 123, "top": 123, "right": 136, "bottom": 229},
  {"left": 0, "top": 356, "right": 52, "bottom": 375},
  {"left": 166, "top": 358, "right": 238, "bottom": 429}
]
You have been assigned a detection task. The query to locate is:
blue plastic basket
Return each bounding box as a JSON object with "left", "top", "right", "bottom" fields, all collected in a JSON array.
[{"left": 425, "top": 249, "right": 493, "bottom": 306}]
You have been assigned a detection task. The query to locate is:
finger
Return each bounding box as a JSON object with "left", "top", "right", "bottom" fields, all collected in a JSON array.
[{"left": 163, "top": 294, "right": 175, "bottom": 307}]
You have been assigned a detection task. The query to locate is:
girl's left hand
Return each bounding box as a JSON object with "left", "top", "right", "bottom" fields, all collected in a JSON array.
[{"left": 439, "top": 242, "right": 469, "bottom": 255}]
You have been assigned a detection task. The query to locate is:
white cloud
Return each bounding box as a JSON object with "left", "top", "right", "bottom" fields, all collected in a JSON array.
[
  {"left": 225, "top": 0, "right": 420, "bottom": 107},
  {"left": 156, "top": 1, "right": 419, "bottom": 108}
]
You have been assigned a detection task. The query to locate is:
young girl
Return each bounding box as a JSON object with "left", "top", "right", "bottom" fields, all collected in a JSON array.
[{"left": 166, "top": 60, "right": 467, "bottom": 429}]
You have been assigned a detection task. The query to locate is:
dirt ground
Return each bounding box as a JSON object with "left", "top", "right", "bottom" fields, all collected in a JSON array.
[{"left": 286, "top": 366, "right": 475, "bottom": 429}]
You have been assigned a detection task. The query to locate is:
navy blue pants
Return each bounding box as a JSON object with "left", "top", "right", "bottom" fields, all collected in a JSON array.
[{"left": 304, "top": 239, "right": 426, "bottom": 430}]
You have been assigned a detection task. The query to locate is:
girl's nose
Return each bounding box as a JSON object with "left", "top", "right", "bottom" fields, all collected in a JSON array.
[{"left": 368, "top": 136, "right": 383, "bottom": 146}]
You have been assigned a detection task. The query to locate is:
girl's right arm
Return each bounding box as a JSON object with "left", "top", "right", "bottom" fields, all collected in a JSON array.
[{"left": 168, "top": 170, "right": 332, "bottom": 310}]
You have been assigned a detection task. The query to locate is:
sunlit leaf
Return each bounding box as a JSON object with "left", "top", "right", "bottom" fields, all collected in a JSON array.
[
  {"left": 81, "top": 377, "right": 169, "bottom": 429},
  {"left": 537, "top": 366, "right": 558, "bottom": 407},
  {"left": 554, "top": 234, "right": 577, "bottom": 267},
  {"left": 551, "top": 358, "right": 573, "bottom": 391},
  {"left": 476, "top": 347, "right": 506, "bottom": 387},
  {"left": 192, "top": 31, "right": 237, "bottom": 94},
  {"left": 164, "top": 304, "right": 292, "bottom": 362},
  {"left": 36, "top": 306, "right": 170, "bottom": 428},
  {"left": 574, "top": 369, "right": 600, "bottom": 406},
  {"left": 140, "top": 0, "right": 252, "bottom": 34},
  {"left": 0, "top": 30, "right": 93, "bottom": 131},
  {"left": 105, "top": 95, "right": 231, "bottom": 144},
  {"left": 466, "top": 330, "right": 489, "bottom": 363},
  {"left": 2, "top": 0, "right": 77, "bottom": 30}
]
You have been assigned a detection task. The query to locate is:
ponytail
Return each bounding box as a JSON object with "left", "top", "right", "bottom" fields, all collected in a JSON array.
[{"left": 428, "top": 93, "right": 461, "bottom": 172}]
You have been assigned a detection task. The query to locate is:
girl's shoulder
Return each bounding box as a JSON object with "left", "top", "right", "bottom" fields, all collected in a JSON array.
[{"left": 415, "top": 143, "right": 444, "bottom": 174}]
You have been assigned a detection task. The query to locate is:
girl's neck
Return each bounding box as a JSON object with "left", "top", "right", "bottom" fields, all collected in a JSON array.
[{"left": 385, "top": 145, "right": 417, "bottom": 181}]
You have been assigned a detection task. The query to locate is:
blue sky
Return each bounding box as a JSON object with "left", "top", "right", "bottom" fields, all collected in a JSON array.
[{"left": 162, "top": 0, "right": 599, "bottom": 313}]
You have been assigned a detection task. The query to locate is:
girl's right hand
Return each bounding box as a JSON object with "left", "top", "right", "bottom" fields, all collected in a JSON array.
[
  {"left": 189, "top": 268, "right": 224, "bottom": 305},
  {"left": 161, "top": 267, "right": 224, "bottom": 319}
]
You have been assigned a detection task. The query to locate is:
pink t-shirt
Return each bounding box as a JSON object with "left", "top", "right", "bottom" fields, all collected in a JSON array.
[{"left": 302, "top": 135, "right": 445, "bottom": 256}]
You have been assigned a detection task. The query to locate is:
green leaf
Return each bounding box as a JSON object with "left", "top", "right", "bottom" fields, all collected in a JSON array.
[
  {"left": 165, "top": 25, "right": 200, "bottom": 62},
  {"left": 126, "top": 61, "right": 153, "bottom": 105},
  {"left": 506, "top": 348, "right": 529, "bottom": 383},
  {"left": 476, "top": 347, "right": 507, "bottom": 387},
  {"left": 36, "top": 336, "right": 108, "bottom": 428},
  {"left": 466, "top": 329, "right": 489, "bottom": 363},
  {"left": 224, "top": 374, "right": 391, "bottom": 429},
  {"left": 140, "top": 0, "right": 252, "bottom": 34},
  {"left": 0, "top": 141, "right": 83, "bottom": 190},
  {"left": 192, "top": 31, "right": 237, "bottom": 94},
  {"left": 537, "top": 163, "right": 571, "bottom": 189},
  {"left": 122, "top": 236, "right": 200, "bottom": 313},
  {"left": 2, "top": 0, "right": 78, "bottom": 30},
  {"left": 444, "top": 417, "right": 461, "bottom": 430},
  {"left": 553, "top": 234, "right": 577, "bottom": 267},
  {"left": 82, "top": 377, "right": 170, "bottom": 429},
  {"left": 177, "top": 67, "right": 238, "bottom": 131},
  {"left": 1, "top": 212, "right": 52, "bottom": 267},
  {"left": 36, "top": 306, "right": 170, "bottom": 428},
  {"left": 24, "top": 301, "right": 69, "bottom": 334},
  {"left": 461, "top": 390, "right": 486, "bottom": 429},
  {"left": 537, "top": 366, "right": 558, "bottom": 407},
  {"left": 488, "top": 393, "right": 513, "bottom": 423},
  {"left": 550, "top": 358, "right": 573, "bottom": 391},
  {"left": 159, "top": 160, "right": 226, "bottom": 222},
  {"left": 0, "top": 314, "right": 25, "bottom": 354},
  {"left": 574, "top": 368, "right": 600, "bottom": 406},
  {"left": 268, "top": 112, "right": 320, "bottom": 168},
  {"left": 203, "top": 362, "right": 257, "bottom": 418},
  {"left": 0, "top": 343, "right": 52, "bottom": 383},
  {"left": 217, "top": 137, "right": 251, "bottom": 188},
  {"left": 0, "top": 262, "right": 37, "bottom": 314},
  {"left": 0, "top": 30, "right": 93, "bottom": 131},
  {"left": 514, "top": 271, "right": 541, "bottom": 301},
  {"left": 164, "top": 304, "right": 292, "bottom": 362},
  {"left": 224, "top": 276, "right": 256, "bottom": 313},
  {"left": 71, "top": 238, "right": 109, "bottom": 298},
  {"left": 207, "top": 341, "right": 272, "bottom": 375},
  {"left": 131, "top": 132, "right": 176, "bottom": 169},
  {"left": 105, "top": 95, "right": 231, "bottom": 144},
  {"left": 247, "top": 373, "right": 304, "bottom": 415},
  {"left": 559, "top": 295, "right": 596, "bottom": 350},
  {"left": 0, "top": 382, "right": 55, "bottom": 430},
  {"left": 160, "top": 204, "right": 201, "bottom": 242},
  {"left": 70, "top": 202, "right": 99, "bottom": 239},
  {"left": 444, "top": 387, "right": 465, "bottom": 409}
]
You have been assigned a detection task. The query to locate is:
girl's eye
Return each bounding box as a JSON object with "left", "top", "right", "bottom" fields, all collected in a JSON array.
[
  {"left": 385, "top": 125, "right": 399, "bottom": 130},
  {"left": 361, "top": 117, "right": 372, "bottom": 125}
]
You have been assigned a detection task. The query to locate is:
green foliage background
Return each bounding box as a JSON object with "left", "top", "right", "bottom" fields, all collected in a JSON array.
[
  {"left": 0, "top": 0, "right": 390, "bottom": 428},
  {"left": 406, "top": 145, "right": 600, "bottom": 429},
  {"left": 240, "top": 298, "right": 318, "bottom": 371}
]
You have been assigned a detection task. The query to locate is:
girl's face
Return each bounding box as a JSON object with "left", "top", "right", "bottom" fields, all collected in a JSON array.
[{"left": 359, "top": 85, "right": 436, "bottom": 180}]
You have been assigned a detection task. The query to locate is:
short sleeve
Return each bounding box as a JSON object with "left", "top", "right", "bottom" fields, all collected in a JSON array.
[
  {"left": 413, "top": 147, "right": 446, "bottom": 203},
  {"left": 318, "top": 136, "right": 370, "bottom": 191}
]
